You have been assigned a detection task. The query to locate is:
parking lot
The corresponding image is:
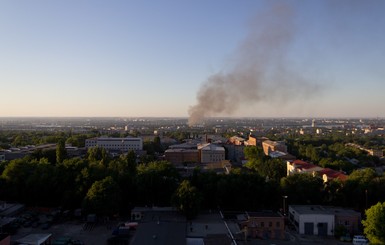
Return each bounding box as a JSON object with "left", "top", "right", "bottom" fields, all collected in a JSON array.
[
  {"left": 11, "top": 218, "right": 122, "bottom": 245},
  {"left": 8, "top": 210, "right": 359, "bottom": 245}
]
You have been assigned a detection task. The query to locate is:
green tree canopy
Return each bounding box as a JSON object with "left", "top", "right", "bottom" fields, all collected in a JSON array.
[
  {"left": 56, "top": 139, "right": 67, "bottom": 164},
  {"left": 244, "top": 146, "right": 268, "bottom": 171},
  {"left": 280, "top": 173, "right": 324, "bottom": 204},
  {"left": 136, "top": 161, "right": 180, "bottom": 206},
  {"left": 83, "top": 176, "right": 120, "bottom": 216},
  {"left": 362, "top": 202, "right": 385, "bottom": 244},
  {"left": 172, "top": 180, "right": 202, "bottom": 219},
  {"left": 87, "top": 146, "right": 109, "bottom": 163}
]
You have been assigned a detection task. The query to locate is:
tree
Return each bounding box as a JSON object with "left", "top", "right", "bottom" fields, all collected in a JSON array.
[
  {"left": 87, "top": 146, "right": 109, "bottom": 163},
  {"left": 136, "top": 161, "right": 180, "bottom": 206},
  {"left": 191, "top": 170, "right": 220, "bottom": 209},
  {"left": 259, "top": 158, "right": 286, "bottom": 182},
  {"left": 56, "top": 158, "right": 89, "bottom": 208},
  {"left": 56, "top": 139, "right": 67, "bottom": 164},
  {"left": 125, "top": 150, "right": 137, "bottom": 173},
  {"left": 153, "top": 136, "right": 164, "bottom": 153},
  {"left": 172, "top": 180, "right": 202, "bottom": 219},
  {"left": 1, "top": 158, "right": 33, "bottom": 202},
  {"left": 280, "top": 173, "right": 324, "bottom": 204},
  {"left": 244, "top": 146, "right": 265, "bottom": 161},
  {"left": 83, "top": 176, "right": 120, "bottom": 216},
  {"left": 215, "top": 172, "right": 270, "bottom": 210},
  {"left": 362, "top": 202, "right": 385, "bottom": 244},
  {"left": 244, "top": 146, "right": 267, "bottom": 171}
]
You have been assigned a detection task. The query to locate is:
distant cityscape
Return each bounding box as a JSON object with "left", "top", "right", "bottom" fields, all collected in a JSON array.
[
  {"left": 1, "top": 116, "right": 385, "bottom": 133},
  {"left": 1, "top": 116, "right": 384, "bottom": 245}
]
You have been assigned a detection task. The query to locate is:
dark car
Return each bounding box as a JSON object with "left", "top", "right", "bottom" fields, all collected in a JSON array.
[{"left": 340, "top": 234, "right": 352, "bottom": 242}]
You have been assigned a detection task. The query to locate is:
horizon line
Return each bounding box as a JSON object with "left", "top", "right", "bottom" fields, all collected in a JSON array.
[{"left": 0, "top": 116, "right": 384, "bottom": 120}]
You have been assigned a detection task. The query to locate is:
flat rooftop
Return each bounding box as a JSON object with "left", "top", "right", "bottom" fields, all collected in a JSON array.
[{"left": 290, "top": 205, "right": 360, "bottom": 216}]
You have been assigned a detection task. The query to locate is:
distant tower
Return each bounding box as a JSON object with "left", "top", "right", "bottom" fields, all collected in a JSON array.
[{"left": 312, "top": 119, "right": 316, "bottom": 128}]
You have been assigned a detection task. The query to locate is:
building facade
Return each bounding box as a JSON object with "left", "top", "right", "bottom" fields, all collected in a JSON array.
[
  {"left": 164, "top": 149, "right": 199, "bottom": 165},
  {"left": 198, "top": 143, "right": 226, "bottom": 164},
  {"left": 228, "top": 136, "right": 246, "bottom": 146},
  {"left": 287, "top": 160, "right": 347, "bottom": 183},
  {"left": 239, "top": 211, "right": 285, "bottom": 240},
  {"left": 224, "top": 144, "right": 245, "bottom": 164},
  {"left": 288, "top": 205, "right": 361, "bottom": 236},
  {"left": 262, "top": 140, "right": 287, "bottom": 156},
  {"left": 286, "top": 160, "right": 323, "bottom": 176},
  {"left": 85, "top": 137, "right": 143, "bottom": 152}
]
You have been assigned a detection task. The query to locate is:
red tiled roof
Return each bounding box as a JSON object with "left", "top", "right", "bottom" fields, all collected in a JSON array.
[
  {"left": 291, "top": 160, "right": 318, "bottom": 169},
  {"left": 318, "top": 168, "right": 348, "bottom": 181}
]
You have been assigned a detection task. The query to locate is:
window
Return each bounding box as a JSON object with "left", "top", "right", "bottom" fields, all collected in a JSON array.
[
  {"left": 269, "top": 222, "right": 272, "bottom": 227},
  {"left": 261, "top": 222, "right": 264, "bottom": 227},
  {"left": 276, "top": 222, "right": 280, "bottom": 228}
]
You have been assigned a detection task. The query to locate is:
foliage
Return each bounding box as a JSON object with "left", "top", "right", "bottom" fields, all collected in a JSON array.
[
  {"left": 65, "top": 134, "right": 90, "bottom": 147},
  {"left": 135, "top": 161, "right": 180, "bottom": 206},
  {"left": 56, "top": 139, "right": 67, "bottom": 164},
  {"left": 172, "top": 180, "right": 202, "bottom": 219},
  {"left": 259, "top": 158, "right": 287, "bottom": 182},
  {"left": 190, "top": 170, "right": 220, "bottom": 209},
  {"left": 280, "top": 173, "right": 324, "bottom": 204},
  {"left": 362, "top": 202, "right": 385, "bottom": 244},
  {"left": 143, "top": 136, "right": 164, "bottom": 155},
  {"left": 83, "top": 176, "right": 120, "bottom": 216},
  {"left": 1, "top": 129, "right": 384, "bottom": 217},
  {"left": 243, "top": 146, "right": 285, "bottom": 182},
  {"left": 86, "top": 146, "right": 109, "bottom": 163},
  {"left": 244, "top": 146, "right": 266, "bottom": 170},
  {"left": 215, "top": 171, "right": 277, "bottom": 210}
]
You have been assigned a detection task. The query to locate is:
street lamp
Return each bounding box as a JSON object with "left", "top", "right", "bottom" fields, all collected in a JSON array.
[
  {"left": 282, "top": 196, "right": 288, "bottom": 216},
  {"left": 365, "top": 189, "right": 368, "bottom": 209}
]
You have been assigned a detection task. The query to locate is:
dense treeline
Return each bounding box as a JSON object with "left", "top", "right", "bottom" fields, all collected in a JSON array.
[
  {"left": 0, "top": 131, "right": 99, "bottom": 149},
  {"left": 1, "top": 147, "right": 385, "bottom": 219},
  {"left": 1, "top": 131, "right": 385, "bottom": 219}
]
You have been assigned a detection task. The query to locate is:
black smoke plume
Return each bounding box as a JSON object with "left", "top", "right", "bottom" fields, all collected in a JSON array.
[{"left": 188, "top": 3, "right": 319, "bottom": 126}]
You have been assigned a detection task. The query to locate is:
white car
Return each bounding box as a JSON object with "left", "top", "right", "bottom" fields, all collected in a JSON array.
[{"left": 352, "top": 235, "right": 369, "bottom": 245}]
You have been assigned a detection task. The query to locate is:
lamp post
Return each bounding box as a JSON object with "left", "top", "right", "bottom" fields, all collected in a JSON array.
[
  {"left": 365, "top": 189, "right": 368, "bottom": 209},
  {"left": 282, "top": 196, "right": 288, "bottom": 216}
]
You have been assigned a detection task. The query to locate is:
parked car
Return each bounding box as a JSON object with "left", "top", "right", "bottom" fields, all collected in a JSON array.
[
  {"left": 353, "top": 235, "right": 369, "bottom": 245},
  {"left": 340, "top": 234, "right": 352, "bottom": 242}
]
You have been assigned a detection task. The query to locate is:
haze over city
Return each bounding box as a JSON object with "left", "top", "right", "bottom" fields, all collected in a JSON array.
[{"left": 1, "top": 0, "right": 385, "bottom": 119}]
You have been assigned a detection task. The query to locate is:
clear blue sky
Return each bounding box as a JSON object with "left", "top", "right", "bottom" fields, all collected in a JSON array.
[{"left": 1, "top": 0, "right": 384, "bottom": 118}]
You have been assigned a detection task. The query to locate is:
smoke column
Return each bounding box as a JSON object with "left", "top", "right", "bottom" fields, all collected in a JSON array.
[{"left": 188, "top": 3, "right": 319, "bottom": 126}]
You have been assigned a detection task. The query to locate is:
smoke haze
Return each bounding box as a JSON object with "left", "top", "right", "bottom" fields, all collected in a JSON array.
[{"left": 188, "top": 3, "right": 320, "bottom": 126}]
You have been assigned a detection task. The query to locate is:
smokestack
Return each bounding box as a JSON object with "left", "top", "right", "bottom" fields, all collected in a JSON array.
[{"left": 188, "top": 3, "right": 319, "bottom": 126}]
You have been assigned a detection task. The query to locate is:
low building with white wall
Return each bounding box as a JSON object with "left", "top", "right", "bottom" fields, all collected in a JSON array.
[
  {"left": 288, "top": 205, "right": 360, "bottom": 236},
  {"left": 289, "top": 205, "right": 335, "bottom": 236}
]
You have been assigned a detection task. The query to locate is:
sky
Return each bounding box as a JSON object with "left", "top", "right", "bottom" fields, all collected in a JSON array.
[{"left": 1, "top": 0, "right": 385, "bottom": 119}]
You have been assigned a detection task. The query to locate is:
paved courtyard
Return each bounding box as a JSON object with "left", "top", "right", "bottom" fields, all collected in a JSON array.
[{"left": 11, "top": 220, "right": 117, "bottom": 245}]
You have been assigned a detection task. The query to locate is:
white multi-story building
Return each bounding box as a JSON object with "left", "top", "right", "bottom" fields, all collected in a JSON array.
[{"left": 85, "top": 137, "right": 143, "bottom": 152}]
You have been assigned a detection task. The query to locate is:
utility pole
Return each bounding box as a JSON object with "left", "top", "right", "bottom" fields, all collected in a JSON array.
[{"left": 282, "top": 195, "right": 288, "bottom": 216}]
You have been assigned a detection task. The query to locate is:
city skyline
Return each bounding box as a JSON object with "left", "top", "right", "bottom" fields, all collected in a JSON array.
[{"left": 1, "top": 1, "right": 385, "bottom": 119}]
